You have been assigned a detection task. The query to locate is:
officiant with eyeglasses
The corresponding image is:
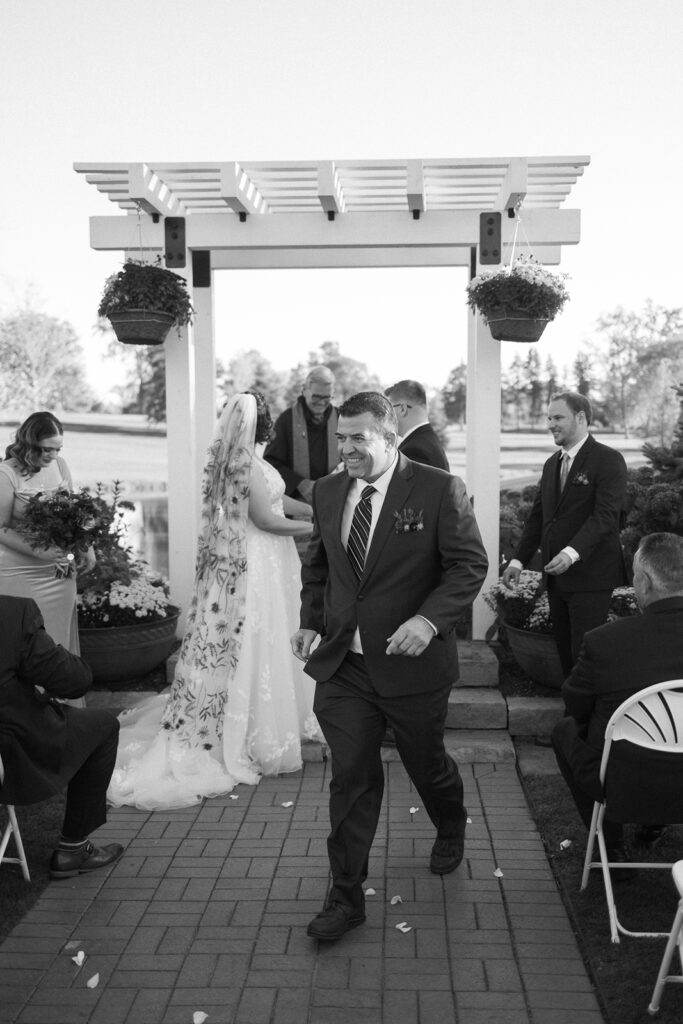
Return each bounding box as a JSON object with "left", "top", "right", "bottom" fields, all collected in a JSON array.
[{"left": 0, "top": 411, "right": 96, "bottom": 658}]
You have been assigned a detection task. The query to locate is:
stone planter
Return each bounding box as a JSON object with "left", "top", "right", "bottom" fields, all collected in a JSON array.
[
  {"left": 504, "top": 622, "right": 564, "bottom": 689},
  {"left": 78, "top": 607, "right": 180, "bottom": 687}
]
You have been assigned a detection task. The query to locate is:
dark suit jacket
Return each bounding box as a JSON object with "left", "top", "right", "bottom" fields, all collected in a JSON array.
[
  {"left": 515, "top": 434, "right": 627, "bottom": 592},
  {"left": 556, "top": 597, "right": 683, "bottom": 801},
  {"left": 398, "top": 424, "right": 450, "bottom": 472},
  {"left": 0, "top": 596, "right": 93, "bottom": 803},
  {"left": 300, "top": 454, "right": 488, "bottom": 696}
]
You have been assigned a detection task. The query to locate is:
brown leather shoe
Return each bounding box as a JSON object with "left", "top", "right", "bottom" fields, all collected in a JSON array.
[
  {"left": 307, "top": 901, "right": 366, "bottom": 941},
  {"left": 49, "top": 841, "right": 124, "bottom": 879}
]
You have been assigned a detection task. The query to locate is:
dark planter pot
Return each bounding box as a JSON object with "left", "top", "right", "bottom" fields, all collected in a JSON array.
[
  {"left": 78, "top": 607, "right": 180, "bottom": 688},
  {"left": 504, "top": 622, "right": 564, "bottom": 689},
  {"left": 107, "top": 309, "right": 175, "bottom": 346},
  {"left": 486, "top": 316, "right": 549, "bottom": 343}
]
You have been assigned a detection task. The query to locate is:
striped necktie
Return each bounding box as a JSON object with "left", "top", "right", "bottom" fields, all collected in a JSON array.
[
  {"left": 559, "top": 451, "right": 570, "bottom": 490},
  {"left": 347, "top": 485, "right": 376, "bottom": 579}
]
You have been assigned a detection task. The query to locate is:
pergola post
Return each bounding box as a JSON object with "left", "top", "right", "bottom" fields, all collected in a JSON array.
[
  {"left": 466, "top": 310, "right": 501, "bottom": 641},
  {"left": 164, "top": 320, "right": 197, "bottom": 632}
]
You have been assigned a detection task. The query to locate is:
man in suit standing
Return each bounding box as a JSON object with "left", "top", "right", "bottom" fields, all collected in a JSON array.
[
  {"left": 265, "top": 365, "right": 339, "bottom": 504},
  {"left": 0, "top": 596, "right": 122, "bottom": 878},
  {"left": 291, "top": 392, "right": 487, "bottom": 941},
  {"left": 385, "top": 379, "right": 450, "bottom": 471},
  {"left": 502, "top": 392, "right": 627, "bottom": 676},
  {"left": 551, "top": 532, "right": 683, "bottom": 858}
]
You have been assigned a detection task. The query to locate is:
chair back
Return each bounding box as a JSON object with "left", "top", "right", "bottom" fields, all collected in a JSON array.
[{"left": 600, "top": 679, "right": 683, "bottom": 779}]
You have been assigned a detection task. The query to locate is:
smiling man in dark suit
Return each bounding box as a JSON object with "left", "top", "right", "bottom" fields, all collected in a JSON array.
[
  {"left": 291, "top": 391, "right": 487, "bottom": 941},
  {"left": 385, "top": 379, "right": 450, "bottom": 471},
  {"left": 0, "top": 596, "right": 122, "bottom": 878},
  {"left": 502, "top": 391, "right": 628, "bottom": 677}
]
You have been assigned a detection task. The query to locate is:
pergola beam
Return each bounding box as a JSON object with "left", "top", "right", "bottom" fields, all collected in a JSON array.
[
  {"left": 495, "top": 158, "right": 528, "bottom": 212},
  {"left": 318, "top": 161, "right": 344, "bottom": 216},
  {"left": 220, "top": 163, "right": 268, "bottom": 217}
]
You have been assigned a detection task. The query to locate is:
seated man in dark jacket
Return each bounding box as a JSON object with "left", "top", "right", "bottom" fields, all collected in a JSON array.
[
  {"left": 0, "top": 596, "right": 122, "bottom": 878},
  {"left": 551, "top": 532, "right": 683, "bottom": 859}
]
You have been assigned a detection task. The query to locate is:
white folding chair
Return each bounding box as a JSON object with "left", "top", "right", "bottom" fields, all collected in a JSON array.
[
  {"left": 648, "top": 860, "right": 683, "bottom": 1015},
  {"left": 580, "top": 679, "right": 683, "bottom": 943},
  {"left": 0, "top": 752, "right": 31, "bottom": 881}
]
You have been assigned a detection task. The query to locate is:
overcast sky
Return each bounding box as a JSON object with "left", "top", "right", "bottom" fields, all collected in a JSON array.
[{"left": 1, "top": 0, "right": 681, "bottom": 399}]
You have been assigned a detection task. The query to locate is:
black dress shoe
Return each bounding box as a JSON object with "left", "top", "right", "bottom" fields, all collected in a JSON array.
[
  {"left": 635, "top": 825, "right": 665, "bottom": 847},
  {"left": 430, "top": 835, "right": 465, "bottom": 875},
  {"left": 306, "top": 901, "right": 366, "bottom": 941},
  {"left": 50, "top": 841, "right": 124, "bottom": 879}
]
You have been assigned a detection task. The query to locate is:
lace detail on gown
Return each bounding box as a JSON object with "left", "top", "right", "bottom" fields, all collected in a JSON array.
[{"left": 108, "top": 450, "right": 321, "bottom": 810}]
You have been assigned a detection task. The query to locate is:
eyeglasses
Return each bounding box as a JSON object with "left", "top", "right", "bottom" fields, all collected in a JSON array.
[{"left": 391, "top": 403, "right": 412, "bottom": 410}]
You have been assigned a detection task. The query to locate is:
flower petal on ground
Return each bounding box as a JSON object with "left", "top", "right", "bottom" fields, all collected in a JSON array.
[
  {"left": 395, "top": 922, "right": 412, "bottom": 933},
  {"left": 390, "top": 895, "right": 403, "bottom": 905},
  {"left": 86, "top": 973, "right": 99, "bottom": 989},
  {"left": 493, "top": 867, "right": 504, "bottom": 878},
  {"left": 193, "top": 1013, "right": 209, "bottom": 1024},
  {"left": 409, "top": 806, "right": 419, "bottom": 815},
  {"left": 71, "top": 951, "right": 85, "bottom": 966},
  {"left": 281, "top": 801, "right": 294, "bottom": 808},
  {"left": 364, "top": 887, "right": 376, "bottom": 896}
]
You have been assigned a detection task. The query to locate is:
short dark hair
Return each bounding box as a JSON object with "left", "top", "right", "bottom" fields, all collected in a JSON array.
[
  {"left": 5, "top": 411, "right": 64, "bottom": 474},
  {"left": 338, "top": 391, "right": 398, "bottom": 438},
  {"left": 550, "top": 391, "right": 593, "bottom": 426},
  {"left": 385, "top": 379, "right": 427, "bottom": 407},
  {"left": 247, "top": 390, "right": 274, "bottom": 445},
  {"left": 637, "top": 533, "right": 683, "bottom": 593}
]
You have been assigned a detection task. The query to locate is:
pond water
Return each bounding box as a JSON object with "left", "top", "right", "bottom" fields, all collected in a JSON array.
[{"left": 126, "top": 495, "right": 169, "bottom": 577}]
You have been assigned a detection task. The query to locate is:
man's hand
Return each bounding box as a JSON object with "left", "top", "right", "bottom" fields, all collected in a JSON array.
[
  {"left": 296, "top": 479, "right": 315, "bottom": 503},
  {"left": 291, "top": 628, "right": 318, "bottom": 662},
  {"left": 544, "top": 552, "right": 573, "bottom": 576},
  {"left": 501, "top": 564, "right": 521, "bottom": 589},
  {"left": 386, "top": 616, "right": 434, "bottom": 657}
]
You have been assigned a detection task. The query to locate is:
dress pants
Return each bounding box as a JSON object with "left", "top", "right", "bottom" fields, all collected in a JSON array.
[
  {"left": 313, "top": 651, "right": 467, "bottom": 911},
  {"left": 547, "top": 582, "right": 613, "bottom": 678},
  {"left": 59, "top": 709, "right": 120, "bottom": 841},
  {"left": 551, "top": 716, "right": 623, "bottom": 847}
]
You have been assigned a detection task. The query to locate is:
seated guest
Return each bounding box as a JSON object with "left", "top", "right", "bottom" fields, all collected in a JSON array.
[
  {"left": 551, "top": 532, "right": 683, "bottom": 859},
  {"left": 0, "top": 596, "right": 122, "bottom": 878},
  {"left": 384, "top": 379, "right": 449, "bottom": 471}
]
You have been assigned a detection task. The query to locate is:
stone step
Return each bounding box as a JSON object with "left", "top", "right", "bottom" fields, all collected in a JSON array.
[
  {"left": 447, "top": 687, "right": 507, "bottom": 730},
  {"left": 453, "top": 640, "right": 499, "bottom": 688},
  {"left": 507, "top": 696, "right": 564, "bottom": 739}
]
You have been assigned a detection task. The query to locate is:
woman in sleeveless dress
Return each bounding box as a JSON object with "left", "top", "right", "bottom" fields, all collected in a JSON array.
[
  {"left": 108, "top": 391, "right": 323, "bottom": 810},
  {"left": 0, "top": 412, "right": 94, "bottom": 657}
]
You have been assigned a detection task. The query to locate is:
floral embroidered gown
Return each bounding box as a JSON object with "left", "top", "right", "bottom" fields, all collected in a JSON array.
[{"left": 108, "top": 452, "right": 321, "bottom": 810}]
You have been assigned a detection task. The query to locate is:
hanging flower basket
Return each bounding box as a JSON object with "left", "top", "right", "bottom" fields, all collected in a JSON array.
[
  {"left": 486, "top": 316, "right": 550, "bottom": 343},
  {"left": 467, "top": 255, "right": 569, "bottom": 343},
  {"left": 98, "top": 259, "right": 193, "bottom": 346},
  {"left": 107, "top": 309, "right": 176, "bottom": 346}
]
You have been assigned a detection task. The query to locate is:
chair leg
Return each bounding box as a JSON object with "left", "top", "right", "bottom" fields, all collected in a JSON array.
[
  {"left": 581, "top": 801, "right": 601, "bottom": 891},
  {"left": 593, "top": 807, "right": 621, "bottom": 944},
  {"left": 648, "top": 902, "right": 683, "bottom": 1014},
  {"left": 0, "top": 806, "right": 31, "bottom": 882}
]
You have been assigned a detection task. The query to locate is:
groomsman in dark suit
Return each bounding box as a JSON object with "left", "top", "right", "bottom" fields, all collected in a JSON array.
[
  {"left": 502, "top": 391, "right": 628, "bottom": 676},
  {"left": 0, "top": 596, "right": 122, "bottom": 878},
  {"left": 385, "top": 379, "right": 450, "bottom": 471},
  {"left": 291, "top": 392, "right": 487, "bottom": 941}
]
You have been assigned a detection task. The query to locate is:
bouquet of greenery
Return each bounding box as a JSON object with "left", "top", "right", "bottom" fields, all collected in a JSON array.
[
  {"left": 75, "top": 481, "right": 175, "bottom": 628},
  {"left": 16, "top": 488, "right": 111, "bottom": 577}
]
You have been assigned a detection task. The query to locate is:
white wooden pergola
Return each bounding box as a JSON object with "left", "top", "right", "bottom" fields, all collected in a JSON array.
[{"left": 75, "top": 155, "right": 589, "bottom": 639}]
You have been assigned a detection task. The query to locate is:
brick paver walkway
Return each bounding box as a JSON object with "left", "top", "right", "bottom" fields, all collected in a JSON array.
[{"left": 0, "top": 760, "right": 604, "bottom": 1024}]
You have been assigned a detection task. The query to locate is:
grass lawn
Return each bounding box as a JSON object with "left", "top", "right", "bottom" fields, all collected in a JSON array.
[{"left": 523, "top": 773, "right": 683, "bottom": 1024}]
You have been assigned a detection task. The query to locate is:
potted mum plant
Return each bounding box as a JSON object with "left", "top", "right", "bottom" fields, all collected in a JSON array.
[
  {"left": 485, "top": 570, "right": 638, "bottom": 689},
  {"left": 467, "top": 254, "right": 569, "bottom": 343},
  {"left": 76, "top": 482, "right": 179, "bottom": 686},
  {"left": 98, "top": 258, "right": 194, "bottom": 346}
]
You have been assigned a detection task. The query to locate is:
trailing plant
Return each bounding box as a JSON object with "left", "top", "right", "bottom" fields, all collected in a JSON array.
[
  {"left": 98, "top": 259, "right": 193, "bottom": 325},
  {"left": 467, "top": 255, "right": 569, "bottom": 323}
]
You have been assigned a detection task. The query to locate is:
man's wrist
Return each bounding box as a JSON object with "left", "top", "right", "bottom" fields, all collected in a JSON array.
[
  {"left": 416, "top": 614, "right": 438, "bottom": 636},
  {"left": 508, "top": 559, "right": 523, "bottom": 570},
  {"left": 561, "top": 546, "right": 580, "bottom": 564}
]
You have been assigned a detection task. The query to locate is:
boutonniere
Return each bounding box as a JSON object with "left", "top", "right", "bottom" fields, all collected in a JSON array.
[
  {"left": 573, "top": 472, "right": 590, "bottom": 486},
  {"left": 393, "top": 507, "right": 424, "bottom": 534}
]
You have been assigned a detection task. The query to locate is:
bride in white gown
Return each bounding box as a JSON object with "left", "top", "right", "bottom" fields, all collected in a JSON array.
[{"left": 108, "top": 391, "right": 322, "bottom": 810}]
